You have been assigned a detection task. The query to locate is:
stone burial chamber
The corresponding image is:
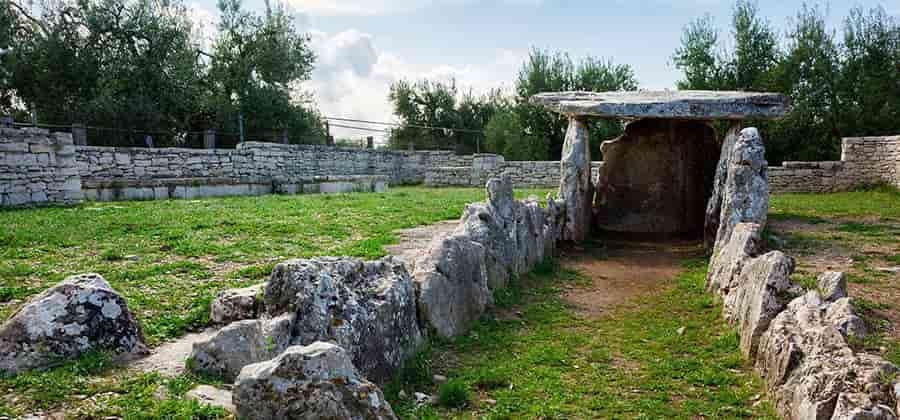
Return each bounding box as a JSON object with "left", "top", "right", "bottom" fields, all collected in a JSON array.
[{"left": 531, "top": 90, "right": 790, "bottom": 242}]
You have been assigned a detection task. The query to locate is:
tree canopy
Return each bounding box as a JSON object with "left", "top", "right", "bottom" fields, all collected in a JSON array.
[
  {"left": 674, "top": 1, "right": 900, "bottom": 163},
  {"left": 1, "top": 0, "right": 325, "bottom": 146}
]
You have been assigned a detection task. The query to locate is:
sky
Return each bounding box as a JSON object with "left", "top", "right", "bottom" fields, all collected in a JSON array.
[{"left": 188, "top": 0, "right": 898, "bottom": 142}]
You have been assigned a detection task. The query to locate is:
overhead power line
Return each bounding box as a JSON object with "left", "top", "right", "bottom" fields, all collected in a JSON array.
[{"left": 325, "top": 116, "right": 485, "bottom": 134}]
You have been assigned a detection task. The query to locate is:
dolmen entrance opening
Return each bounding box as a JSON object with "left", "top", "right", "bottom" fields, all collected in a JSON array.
[{"left": 531, "top": 90, "right": 790, "bottom": 246}]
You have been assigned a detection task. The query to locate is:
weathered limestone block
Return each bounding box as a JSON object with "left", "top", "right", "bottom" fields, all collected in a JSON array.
[
  {"left": 712, "top": 127, "right": 769, "bottom": 255},
  {"left": 0, "top": 274, "right": 148, "bottom": 374},
  {"left": 413, "top": 233, "right": 491, "bottom": 338},
  {"left": 559, "top": 117, "right": 593, "bottom": 242},
  {"left": 210, "top": 283, "right": 265, "bottom": 325},
  {"left": 818, "top": 271, "right": 849, "bottom": 302},
  {"left": 264, "top": 256, "right": 423, "bottom": 384},
  {"left": 707, "top": 223, "right": 763, "bottom": 294},
  {"left": 190, "top": 313, "right": 294, "bottom": 381},
  {"left": 724, "top": 250, "right": 796, "bottom": 359},
  {"left": 704, "top": 123, "right": 742, "bottom": 249},
  {"left": 234, "top": 342, "right": 397, "bottom": 420},
  {"left": 756, "top": 292, "right": 896, "bottom": 420},
  {"left": 595, "top": 119, "right": 719, "bottom": 234}
]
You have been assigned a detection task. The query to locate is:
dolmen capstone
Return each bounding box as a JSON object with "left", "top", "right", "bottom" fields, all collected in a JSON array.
[
  {"left": 0, "top": 273, "right": 148, "bottom": 374},
  {"left": 704, "top": 123, "right": 900, "bottom": 419}
]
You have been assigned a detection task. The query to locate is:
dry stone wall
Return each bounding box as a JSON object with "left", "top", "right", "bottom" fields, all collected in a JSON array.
[
  {"left": 769, "top": 136, "right": 900, "bottom": 193},
  {"left": 0, "top": 128, "right": 82, "bottom": 206},
  {"left": 2, "top": 126, "right": 898, "bottom": 207}
]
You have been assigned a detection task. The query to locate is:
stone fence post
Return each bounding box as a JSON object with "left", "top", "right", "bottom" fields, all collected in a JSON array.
[
  {"left": 71, "top": 123, "right": 87, "bottom": 146},
  {"left": 204, "top": 129, "right": 216, "bottom": 149},
  {"left": 281, "top": 129, "right": 289, "bottom": 145},
  {"left": 366, "top": 136, "right": 374, "bottom": 149},
  {"left": 1, "top": 115, "right": 12, "bottom": 128}
]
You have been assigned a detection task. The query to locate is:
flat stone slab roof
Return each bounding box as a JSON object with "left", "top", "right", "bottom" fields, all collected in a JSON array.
[{"left": 531, "top": 90, "right": 790, "bottom": 120}]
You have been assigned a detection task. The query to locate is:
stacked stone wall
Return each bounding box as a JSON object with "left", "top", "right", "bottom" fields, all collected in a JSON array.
[
  {"left": 0, "top": 128, "right": 82, "bottom": 206},
  {"left": 768, "top": 136, "right": 900, "bottom": 193}
]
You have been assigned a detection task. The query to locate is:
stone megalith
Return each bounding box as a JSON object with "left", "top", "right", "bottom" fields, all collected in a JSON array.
[
  {"left": 711, "top": 127, "right": 769, "bottom": 256},
  {"left": 413, "top": 233, "right": 491, "bottom": 338},
  {"left": 233, "top": 342, "right": 397, "bottom": 420},
  {"left": 558, "top": 117, "right": 593, "bottom": 242},
  {"left": 0, "top": 273, "right": 148, "bottom": 374},
  {"left": 264, "top": 256, "right": 423, "bottom": 385},
  {"left": 704, "top": 123, "right": 742, "bottom": 250},
  {"left": 190, "top": 313, "right": 295, "bottom": 382}
]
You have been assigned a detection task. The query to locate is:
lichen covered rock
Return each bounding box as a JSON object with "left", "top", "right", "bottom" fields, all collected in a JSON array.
[
  {"left": 0, "top": 273, "right": 148, "bottom": 374},
  {"left": 413, "top": 233, "right": 491, "bottom": 338},
  {"left": 210, "top": 283, "right": 265, "bottom": 325},
  {"left": 234, "top": 342, "right": 397, "bottom": 420},
  {"left": 264, "top": 256, "right": 423, "bottom": 384},
  {"left": 190, "top": 313, "right": 294, "bottom": 382}
]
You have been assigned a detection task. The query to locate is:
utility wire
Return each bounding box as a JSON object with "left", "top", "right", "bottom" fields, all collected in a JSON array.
[{"left": 325, "top": 116, "right": 485, "bottom": 134}]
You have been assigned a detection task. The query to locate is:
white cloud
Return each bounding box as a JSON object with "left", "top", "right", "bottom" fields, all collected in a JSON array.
[
  {"left": 306, "top": 29, "right": 525, "bottom": 144},
  {"left": 286, "top": 0, "right": 543, "bottom": 16},
  {"left": 180, "top": 4, "right": 524, "bottom": 145}
]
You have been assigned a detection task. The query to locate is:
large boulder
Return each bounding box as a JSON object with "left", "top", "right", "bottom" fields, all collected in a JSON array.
[
  {"left": 189, "top": 313, "right": 294, "bottom": 382},
  {"left": 413, "top": 233, "right": 491, "bottom": 338},
  {"left": 210, "top": 283, "right": 265, "bottom": 325},
  {"left": 264, "top": 256, "right": 423, "bottom": 384},
  {"left": 558, "top": 117, "right": 593, "bottom": 242},
  {"left": 756, "top": 291, "right": 896, "bottom": 419},
  {"left": 234, "top": 342, "right": 397, "bottom": 420},
  {"left": 0, "top": 273, "right": 148, "bottom": 374},
  {"left": 711, "top": 127, "right": 769, "bottom": 256}
]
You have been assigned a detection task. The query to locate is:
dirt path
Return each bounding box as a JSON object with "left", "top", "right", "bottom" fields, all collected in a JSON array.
[
  {"left": 127, "top": 329, "right": 217, "bottom": 376},
  {"left": 560, "top": 235, "right": 705, "bottom": 317}
]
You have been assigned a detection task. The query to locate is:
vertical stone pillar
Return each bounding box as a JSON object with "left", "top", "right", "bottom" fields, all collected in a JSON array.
[
  {"left": 72, "top": 123, "right": 87, "bottom": 146},
  {"left": 204, "top": 129, "right": 216, "bottom": 149},
  {"left": 281, "top": 129, "right": 289, "bottom": 145},
  {"left": 326, "top": 135, "right": 335, "bottom": 146},
  {"left": 704, "top": 122, "right": 742, "bottom": 251},
  {"left": 558, "top": 117, "right": 593, "bottom": 242},
  {"left": 366, "top": 136, "right": 374, "bottom": 149}
]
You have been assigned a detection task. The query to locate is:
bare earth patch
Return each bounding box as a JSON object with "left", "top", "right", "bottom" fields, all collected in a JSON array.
[
  {"left": 127, "top": 329, "right": 218, "bottom": 376},
  {"left": 560, "top": 235, "right": 705, "bottom": 318},
  {"left": 384, "top": 220, "right": 458, "bottom": 266}
]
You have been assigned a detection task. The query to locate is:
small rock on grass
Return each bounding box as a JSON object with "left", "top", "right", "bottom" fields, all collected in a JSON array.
[{"left": 186, "top": 385, "right": 235, "bottom": 413}]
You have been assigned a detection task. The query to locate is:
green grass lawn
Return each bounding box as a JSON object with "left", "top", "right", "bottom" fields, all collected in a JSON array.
[
  {"left": 1, "top": 186, "right": 896, "bottom": 419},
  {"left": 386, "top": 261, "right": 777, "bottom": 419},
  {"left": 0, "top": 187, "right": 548, "bottom": 345}
]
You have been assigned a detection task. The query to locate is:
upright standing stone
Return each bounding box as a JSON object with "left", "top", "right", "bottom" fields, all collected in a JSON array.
[
  {"left": 559, "top": 117, "right": 593, "bottom": 242},
  {"left": 704, "top": 122, "right": 742, "bottom": 250},
  {"left": 711, "top": 127, "right": 769, "bottom": 256},
  {"left": 203, "top": 129, "right": 216, "bottom": 149}
]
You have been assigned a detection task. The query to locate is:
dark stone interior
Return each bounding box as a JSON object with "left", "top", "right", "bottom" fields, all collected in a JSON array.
[{"left": 593, "top": 119, "right": 720, "bottom": 235}]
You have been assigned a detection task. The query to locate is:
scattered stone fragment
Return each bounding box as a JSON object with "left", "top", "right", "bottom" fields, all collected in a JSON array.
[
  {"left": 433, "top": 374, "right": 448, "bottom": 384},
  {"left": 233, "top": 342, "right": 397, "bottom": 420},
  {"left": 185, "top": 385, "right": 235, "bottom": 413},
  {"left": 210, "top": 283, "right": 265, "bottom": 325},
  {"left": 818, "top": 271, "right": 848, "bottom": 302},
  {"left": 0, "top": 273, "right": 148, "bottom": 374},
  {"left": 189, "top": 313, "right": 294, "bottom": 382}
]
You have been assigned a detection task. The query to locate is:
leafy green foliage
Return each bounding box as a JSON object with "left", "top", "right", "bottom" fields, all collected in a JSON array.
[
  {"left": 437, "top": 380, "right": 471, "bottom": 409},
  {"left": 3, "top": 0, "right": 324, "bottom": 144},
  {"left": 674, "top": 1, "right": 900, "bottom": 164}
]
